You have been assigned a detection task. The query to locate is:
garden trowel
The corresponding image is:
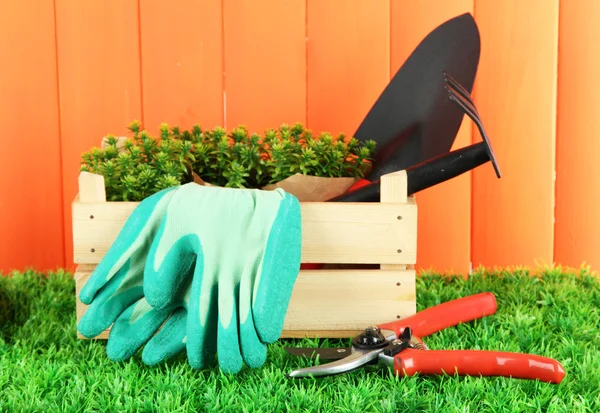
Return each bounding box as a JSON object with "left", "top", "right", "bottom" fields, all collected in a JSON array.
[
  {"left": 345, "top": 13, "right": 481, "bottom": 191},
  {"left": 329, "top": 71, "right": 501, "bottom": 202}
]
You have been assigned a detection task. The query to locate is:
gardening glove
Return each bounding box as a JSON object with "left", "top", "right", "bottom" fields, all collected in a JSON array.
[
  {"left": 141, "top": 182, "right": 302, "bottom": 374},
  {"left": 103, "top": 273, "right": 191, "bottom": 367},
  {"left": 77, "top": 185, "right": 182, "bottom": 344},
  {"left": 99, "top": 276, "right": 192, "bottom": 364}
]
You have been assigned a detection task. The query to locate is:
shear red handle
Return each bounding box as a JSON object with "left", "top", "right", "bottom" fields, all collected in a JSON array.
[
  {"left": 378, "top": 292, "right": 498, "bottom": 338},
  {"left": 393, "top": 349, "right": 566, "bottom": 384}
]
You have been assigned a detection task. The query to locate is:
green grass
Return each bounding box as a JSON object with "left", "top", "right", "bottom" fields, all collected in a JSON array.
[{"left": 0, "top": 266, "right": 598, "bottom": 412}]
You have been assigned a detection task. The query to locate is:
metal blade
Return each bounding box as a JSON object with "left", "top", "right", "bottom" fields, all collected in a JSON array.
[
  {"left": 287, "top": 349, "right": 381, "bottom": 378},
  {"left": 284, "top": 347, "right": 351, "bottom": 361}
]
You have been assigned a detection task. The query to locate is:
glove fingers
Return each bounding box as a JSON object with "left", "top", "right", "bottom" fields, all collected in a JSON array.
[
  {"left": 79, "top": 186, "right": 178, "bottom": 305},
  {"left": 217, "top": 284, "right": 243, "bottom": 374},
  {"left": 238, "top": 258, "right": 267, "bottom": 369},
  {"left": 106, "top": 298, "right": 173, "bottom": 362},
  {"left": 253, "top": 193, "right": 302, "bottom": 343},
  {"left": 239, "top": 309, "right": 267, "bottom": 369},
  {"left": 186, "top": 261, "right": 219, "bottom": 370},
  {"left": 78, "top": 260, "right": 144, "bottom": 338},
  {"left": 143, "top": 213, "right": 199, "bottom": 310},
  {"left": 142, "top": 307, "right": 188, "bottom": 366}
]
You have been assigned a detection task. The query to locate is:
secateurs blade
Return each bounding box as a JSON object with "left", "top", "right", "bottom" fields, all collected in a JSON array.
[{"left": 285, "top": 293, "right": 566, "bottom": 384}]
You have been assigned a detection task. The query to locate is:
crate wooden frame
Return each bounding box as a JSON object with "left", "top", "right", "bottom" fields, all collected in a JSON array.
[{"left": 72, "top": 170, "right": 417, "bottom": 339}]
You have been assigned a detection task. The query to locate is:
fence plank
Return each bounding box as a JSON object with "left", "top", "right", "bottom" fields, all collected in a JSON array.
[
  {"left": 554, "top": 1, "right": 600, "bottom": 273},
  {"left": 0, "top": 0, "right": 64, "bottom": 273},
  {"left": 55, "top": 0, "right": 143, "bottom": 270},
  {"left": 391, "top": 2, "right": 474, "bottom": 275},
  {"left": 223, "top": 0, "right": 306, "bottom": 133},
  {"left": 139, "top": 0, "right": 224, "bottom": 134},
  {"left": 306, "top": 0, "right": 390, "bottom": 136},
  {"left": 471, "top": 0, "right": 559, "bottom": 269}
]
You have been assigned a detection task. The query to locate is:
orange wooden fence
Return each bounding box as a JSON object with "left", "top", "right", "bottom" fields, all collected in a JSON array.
[{"left": 0, "top": 0, "right": 597, "bottom": 276}]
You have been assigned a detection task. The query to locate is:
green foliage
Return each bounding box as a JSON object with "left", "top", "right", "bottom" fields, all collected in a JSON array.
[
  {"left": 80, "top": 120, "right": 377, "bottom": 201},
  {"left": 0, "top": 266, "right": 598, "bottom": 411}
]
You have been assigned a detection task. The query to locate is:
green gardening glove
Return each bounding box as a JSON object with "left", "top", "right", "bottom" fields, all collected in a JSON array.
[
  {"left": 101, "top": 277, "right": 191, "bottom": 364},
  {"left": 141, "top": 182, "right": 302, "bottom": 373},
  {"left": 77, "top": 184, "right": 186, "bottom": 360}
]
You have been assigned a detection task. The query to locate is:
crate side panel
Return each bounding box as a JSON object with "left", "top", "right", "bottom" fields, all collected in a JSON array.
[
  {"left": 73, "top": 201, "right": 417, "bottom": 265},
  {"left": 74, "top": 266, "right": 416, "bottom": 339},
  {"left": 283, "top": 269, "right": 416, "bottom": 331}
]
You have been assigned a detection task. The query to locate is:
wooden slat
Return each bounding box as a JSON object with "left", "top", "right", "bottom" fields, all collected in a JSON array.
[
  {"left": 390, "top": 2, "right": 474, "bottom": 275},
  {"left": 74, "top": 264, "right": 416, "bottom": 339},
  {"left": 471, "top": 0, "right": 559, "bottom": 269},
  {"left": 282, "top": 268, "right": 416, "bottom": 332},
  {"left": 55, "top": 0, "right": 143, "bottom": 271},
  {"left": 72, "top": 198, "right": 417, "bottom": 265},
  {"left": 380, "top": 170, "right": 410, "bottom": 271},
  {"left": 0, "top": 0, "right": 64, "bottom": 273},
  {"left": 139, "top": 0, "right": 223, "bottom": 134},
  {"left": 78, "top": 172, "right": 106, "bottom": 204},
  {"left": 223, "top": 0, "right": 306, "bottom": 132},
  {"left": 554, "top": 1, "right": 600, "bottom": 273},
  {"left": 306, "top": 0, "right": 390, "bottom": 136}
]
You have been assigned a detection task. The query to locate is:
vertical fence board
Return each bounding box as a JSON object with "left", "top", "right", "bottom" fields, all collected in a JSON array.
[
  {"left": 471, "top": 0, "right": 558, "bottom": 269},
  {"left": 55, "top": 0, "right": 143, "bottom": 270},
  {"left": 0, "top": 0, "right": 64, "bottom": 273},
  {"left": 306, "top": 0, "right": 390, "bottom": 136},
  {"left": 391, "top": 2, "right": 474, "bottom": 275},
  {"left": 554, "top": 1, "right": 600, "bottom": 273},
  {"left": 139, "top": 0, "right": 224, "bottom": 134},
  {"left": 223, "top": 0, "right": 306, "bottom": 133}
]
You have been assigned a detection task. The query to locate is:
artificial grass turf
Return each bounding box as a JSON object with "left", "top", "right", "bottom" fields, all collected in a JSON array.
[{"left": 0, "top": 267, "right": 598, "bottom": 412}]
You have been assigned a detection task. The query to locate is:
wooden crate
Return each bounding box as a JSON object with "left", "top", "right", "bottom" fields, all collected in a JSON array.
[{"left": 72, "top": 170, "right": 417, "bottom": 339}]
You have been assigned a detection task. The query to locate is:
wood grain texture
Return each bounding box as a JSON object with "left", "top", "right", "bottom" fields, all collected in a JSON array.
[
  {"left": 306, "top": 0, "right": 390, "bottom": 136},
  {"left": 380, "top": 170, "right": 410, "bottom": 271},
  {"left": 0, "top": 0, "right": 64, "bottom": 273},
  {"left": 74, "top": 264, "right": 416, "bottom": 339},
  {"left": 223, "top": 0, "right": 306, "bottom": 133},
  {"left": 139, "top": 0, "right": 223, "bottom": 134},
  {"left": 471, "top": 0, "right": 558, "bottom": 269},
  {"left": 55, "top": 0, "right": 143, "bottom": 270},
  {"left": 554, "top": 1, "right": 600, "bottom": 272},
  {"left": 72, "top": 198, "right": 417, "bottom": 265},
  {"left": 78, "top": 172, "right": 106, "bottom": 203},
  {"left": 390, "top": 1, "right": 474, "bottom": 275},
  {"left": 283, "top": 268, "right": 416, "bottom": 332}
]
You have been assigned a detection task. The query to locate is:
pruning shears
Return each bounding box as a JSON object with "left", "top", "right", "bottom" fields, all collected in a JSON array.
[{"left": 285, "top": 293, "right": 566, "bottom": 384}]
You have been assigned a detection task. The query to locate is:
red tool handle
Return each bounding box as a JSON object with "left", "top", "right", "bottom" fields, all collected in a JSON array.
[
  {"left": 378, "top": 292, "right": 497, "bottom": 338},
  {"left": 393, "top": 349, "right": 565, "bottom": 384},
  {"left": 348, "top": 179, "right": 372, "bottom": 192}
]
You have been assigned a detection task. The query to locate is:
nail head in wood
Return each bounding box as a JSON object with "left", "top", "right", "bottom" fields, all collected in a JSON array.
[{"left": 91, "top": 248, "right": 95, "bottom": 253}]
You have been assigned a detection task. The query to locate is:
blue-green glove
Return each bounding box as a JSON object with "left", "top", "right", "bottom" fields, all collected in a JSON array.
[
  {"left": 77, "top": 185, "right": 185, "bottom": 360},
  {"left": 141, "top": 183, "right": 302, "bottom": 373},
  {"left": 103, "top": 280, "right": 191, "bottom": 364}
]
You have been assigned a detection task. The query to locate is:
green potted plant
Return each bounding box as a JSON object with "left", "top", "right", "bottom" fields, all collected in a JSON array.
[{"left": 80, "top": 120, "right": 377, "bottom": 202}]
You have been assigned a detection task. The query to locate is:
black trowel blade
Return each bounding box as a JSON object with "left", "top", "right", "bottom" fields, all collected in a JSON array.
[{"left": 354, "top": 13, "right": 481, "bottom": 180}]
